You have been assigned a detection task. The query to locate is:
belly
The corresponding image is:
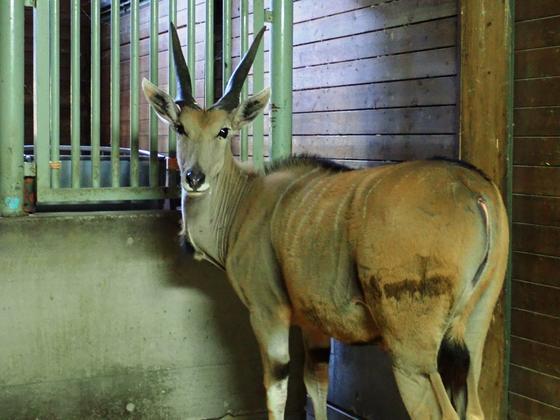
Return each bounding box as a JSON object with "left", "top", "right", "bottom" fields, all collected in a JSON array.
[{"left": 287, "top": 277, "right": 381, "bottom": 344}]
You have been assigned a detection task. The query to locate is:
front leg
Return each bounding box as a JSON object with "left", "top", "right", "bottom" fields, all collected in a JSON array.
[
  {"left": 302, "top": 329, "right": 331, "bottom": 420},
  {"left": 250, "top": 307, "right": 291, "bottom": 420}
]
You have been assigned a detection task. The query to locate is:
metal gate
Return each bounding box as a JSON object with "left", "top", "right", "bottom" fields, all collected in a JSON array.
[{"left": 0, "top": 0, "right": 293, "bottom": 214}]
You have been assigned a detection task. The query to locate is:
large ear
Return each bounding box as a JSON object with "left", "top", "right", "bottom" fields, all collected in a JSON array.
[
  {"left": 142, "top": 78, "right": 180, "bottom": 125},
  {"left": 232, "top": 88, "right": 270, "bottom": 130}
]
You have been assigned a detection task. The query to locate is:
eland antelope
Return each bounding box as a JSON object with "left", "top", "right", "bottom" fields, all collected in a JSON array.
[{"left": 143, "top": 24, "right": 509, "bottom": 420}]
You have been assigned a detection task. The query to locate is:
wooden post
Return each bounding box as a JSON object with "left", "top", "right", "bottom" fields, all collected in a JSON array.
[{"left": 459, "top": 1, "right": 513, "bottom": 419}]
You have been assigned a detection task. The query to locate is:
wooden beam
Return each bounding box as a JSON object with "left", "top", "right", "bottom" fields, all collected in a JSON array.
[{"left": 459, "top": 1, "right": 513, "bottom": 419}]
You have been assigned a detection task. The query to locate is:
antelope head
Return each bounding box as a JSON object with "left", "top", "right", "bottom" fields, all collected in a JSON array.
[{"left": 142, "top": 24, "right": 270, "bottom": 197}]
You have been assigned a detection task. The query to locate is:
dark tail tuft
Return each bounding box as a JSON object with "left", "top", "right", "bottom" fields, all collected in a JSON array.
[
  {"left": 438, "top": 337, "right": 470, "bottom": 411},
  {"left": 179, "top": 234, "right": 195, "bottom": 255}
]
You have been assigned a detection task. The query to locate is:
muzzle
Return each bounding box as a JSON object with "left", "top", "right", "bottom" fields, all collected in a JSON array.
[
  {"left": 185, "top": 167, "right": 206, "bottom": 191},
  {"left": 182, "top": 166, "right": 210, "bottom": 197}
]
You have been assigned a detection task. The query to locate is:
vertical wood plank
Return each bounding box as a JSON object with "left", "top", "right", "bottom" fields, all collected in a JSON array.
[{"left": 459, "top": 1, "right": 513, "bottom": 419}]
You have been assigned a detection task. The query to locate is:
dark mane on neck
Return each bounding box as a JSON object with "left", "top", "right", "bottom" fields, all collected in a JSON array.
[{"left": 263, "top": 154, "right": 352, "bottom": 175}]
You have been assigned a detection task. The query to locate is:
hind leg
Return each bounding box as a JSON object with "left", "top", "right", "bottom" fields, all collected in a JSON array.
[
  {"left": 459, "top": 256, "right": 507, "bottom": 420},
  {"left": 301, "top": 329, "right": 330, "bottom": 420},
  {"left": 393, "top": 364, "right": 459, "bottom": 420},
  {"left": 382, "top": 308, "right": 460, "bottom": 418},
  {"left": 462, "top": 289, "right": 503, "bottom": 419}
]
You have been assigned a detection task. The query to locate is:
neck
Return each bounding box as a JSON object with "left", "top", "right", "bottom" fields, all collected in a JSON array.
[{"left": 184, "top": 149, "right": 253, "bottom": 269}]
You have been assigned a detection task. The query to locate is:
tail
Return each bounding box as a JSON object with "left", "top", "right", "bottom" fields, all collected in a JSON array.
[{"left": 437, "top": 337, "right": 470, "bottom": 414}]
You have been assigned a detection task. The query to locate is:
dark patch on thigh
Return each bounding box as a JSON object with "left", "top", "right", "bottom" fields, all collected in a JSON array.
[
  {"left": 271, "top": 361, "right": 290, "bottom": 381},
  {"left": 367, "top": 275, "right": 383, "bottom": 301},
  {"left": 383, "top": 276, "right": 451, "bottom": 300},
  {"left": 308, "top": 347, "right": 331, "bottom": 364}
]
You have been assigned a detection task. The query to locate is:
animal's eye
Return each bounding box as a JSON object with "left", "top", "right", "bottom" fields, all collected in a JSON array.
[
  {"left": 175, "top": 124, "right": 186, "bottom": 136},
  {"left": 218, "top": 128, "right": 229, "bottom": 139}
]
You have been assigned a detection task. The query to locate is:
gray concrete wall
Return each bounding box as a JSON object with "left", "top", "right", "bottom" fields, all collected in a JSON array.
[{"left": 0, "top": 211, "right": 304, "bottom": 419}]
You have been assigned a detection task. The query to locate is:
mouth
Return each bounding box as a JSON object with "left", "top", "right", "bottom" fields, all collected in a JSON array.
[{"left": 182, "top": 180, "right": 210, "bottom": 197}]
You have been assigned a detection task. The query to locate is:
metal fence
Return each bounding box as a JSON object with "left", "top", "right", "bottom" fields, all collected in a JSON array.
[{"left": 0, "top": 0, "right": 293, "bottom": 215}]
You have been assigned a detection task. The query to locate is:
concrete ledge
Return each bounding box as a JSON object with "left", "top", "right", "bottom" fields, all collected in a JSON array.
[{"left": 0, "top": 211, "right": 304, "bottom": 418}]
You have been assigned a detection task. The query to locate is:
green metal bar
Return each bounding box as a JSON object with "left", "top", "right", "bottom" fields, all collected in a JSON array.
[
  {"left": 130, "top": 0, "right": 140, "bottom": 187},
  {"left": 37, "top": 186, "right": 178, "bottom": 204},
  {"left": 253, "top": 0, "right": 265, "bottom": 169},
  {"left": 50, "top": 0, "right": 61, "bottom": 188},
  {"left": 187, "top": 0, "right": 196, "bottom": 96},
  {"left": 35, "top": 0, "right": 50, "bottom": 200},
  {"left": 71, "top": 0, "right": 81, "bottom": 188},
  {"left": 504, "top": 0, "right": 515, "bottom": 415},
  {"left": 270, "top": 0, "right": 293, "bottom": 160},
  {"left": 111, "top": 0, "right": 120, "bottom": 187},
  {"left": 0, "top": 0, "right": 25, "bottom": 215},
  {"left": 91, "top": 0, "right": 101, "bottom": 188},
  {"left": 205, "top": 0, "right": 215, "bottom": 107},
  {"left": 149, "top": 0, "right": 159, "bottom": 187},
  {"left": 168, "top": 0, "right": 177, "bottom": 189},
  {"left": 222, "top": 0, "right": 232, "bottom": 87},
  {"left": 240, "top": 0, "right": 248, "bottom": 161}
]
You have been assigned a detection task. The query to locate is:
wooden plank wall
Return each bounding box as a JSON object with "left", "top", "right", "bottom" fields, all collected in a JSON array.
[
  {"left": 229, "top": 0, "right": 459, "bottom": 168},
  {"left": 24, "top": 0, "right": 459, "bottom": 160},
  {"left": 510, "top": 2, "right": 560, "bottom": 419},
  {"left": 106, "top": 0, "right": 458, "bottom": 164}
]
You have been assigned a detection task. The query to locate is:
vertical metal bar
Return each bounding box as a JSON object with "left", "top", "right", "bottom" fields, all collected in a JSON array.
[
  {"left": 71, "top": 0, "right": 81, "bottom": 188},
  {"left": 50, "top": 0, "right": 61, "bottom": 189},
  {"left": 239, "top": 0, "right": 249, "bottom": 161},
  {"left": 205, "top": 0, "right": 215, "bottom": 107},
  {"left": 270, "top": 0, "right": 293, "bottom": 160},
  {"left": 0, "top": 0, "right": 24, "bottom": 215},
  {"left": 222, "top": 0, "right": 232, "bottom": 86},
  {"left": 252, "top": 0, "right": 265, "bottom": 169},
  {"left": 168, "top": 0, "right": 177, "bottom": 160},
  {"left": 91, "top": 0, "right": 101, "bottom": 188},
  {"left": 111, "top": 0, "right": 120, "bottom": 187},
  {"left": 130, "top": 0, "right": 139, "bottom": 187},
  {"left": 149, "top": 0, "right": 159, "bottom": 186},
  {"left": 35, "top": 0, "right": 50, "bottom": 199},
  {"left": 187, "top": 0, "right": 196, "bottom": 96}
]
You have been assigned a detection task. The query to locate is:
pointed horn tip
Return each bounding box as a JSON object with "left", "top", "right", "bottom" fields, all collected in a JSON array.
[{"left": 213, "top": 26, "right": 268, "bottom": 110}]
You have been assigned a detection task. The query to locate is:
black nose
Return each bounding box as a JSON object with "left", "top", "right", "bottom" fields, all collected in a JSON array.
[{"left": 185, "top": 168, "right": 206, "bottom": 190}]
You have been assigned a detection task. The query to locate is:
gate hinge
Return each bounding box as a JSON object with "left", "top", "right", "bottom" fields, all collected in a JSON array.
[
  {"left": 264, "top": 9, "right": 273, "bottom": 23},
  {"left": 24, "top": 0, "right": 37, "bottom": 8}
]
